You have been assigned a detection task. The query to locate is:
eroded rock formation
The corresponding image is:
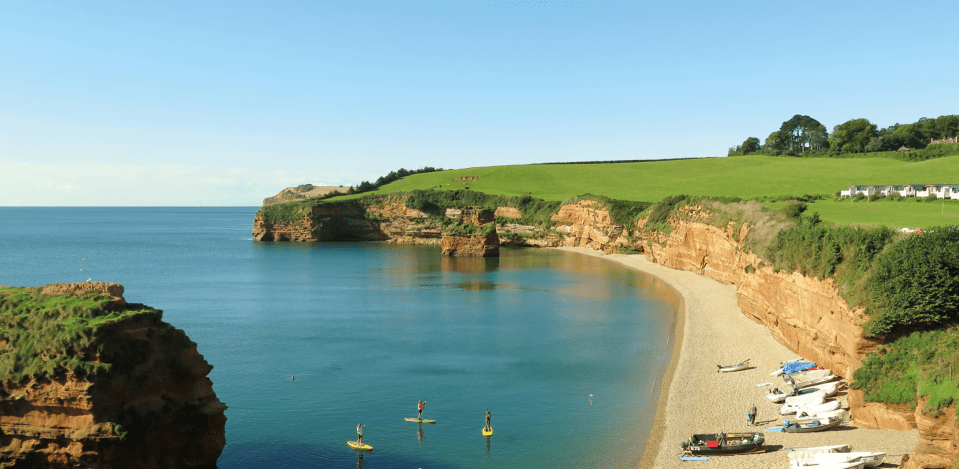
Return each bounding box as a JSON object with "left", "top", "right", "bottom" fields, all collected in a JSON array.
[
  {"left": 440, "top": 208, "right": 500, "bottom": 257},
  {"left": 0, "top": 283, "right": 226, "bottom": 469}
]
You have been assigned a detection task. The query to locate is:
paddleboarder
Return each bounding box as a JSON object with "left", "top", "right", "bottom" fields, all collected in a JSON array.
[
  {"left": 485, "top": 410, "right": 491, "bottom": 432},
  {"left": 356, "top": 423, "right": 365, "bottom": 445},
  {"left": 417, "top": 400, "right": 426, "bottom": 420}
]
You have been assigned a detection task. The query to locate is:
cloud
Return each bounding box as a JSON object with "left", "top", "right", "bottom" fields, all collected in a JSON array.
[{"left": 0, "top": 160, "right": 347, "bottom": 206}]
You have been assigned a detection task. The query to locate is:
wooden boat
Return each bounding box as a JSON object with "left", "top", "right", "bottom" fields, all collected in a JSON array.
[
  {"left": 680, "top": 432, "right": 764, "bottom": 455},
  {"left": 765, "top": 382, "right": 838, "bottom": 403},
  {"left": 782, "top": 416, "right": 843, "bottom": 433},
  {"left": 717, "top": 359, "right": 750, "bottom": 372}
]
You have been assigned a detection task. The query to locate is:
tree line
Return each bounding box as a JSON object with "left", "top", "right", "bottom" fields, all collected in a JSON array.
[{"left": 728, "top": 114, "right": 959, "bottom": 156}]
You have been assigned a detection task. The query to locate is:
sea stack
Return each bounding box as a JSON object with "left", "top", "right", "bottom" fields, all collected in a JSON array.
[
  {"left": 0, "top": 282, "right": 227, "bottom": 468},
  {"left": 440, "top": 207, "right": 500, "bottom": 257}
]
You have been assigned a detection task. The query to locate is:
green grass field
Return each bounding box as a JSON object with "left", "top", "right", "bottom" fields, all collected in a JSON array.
[
  {"left": 764, "top": 198, "right": 959, "bottom": 229},
  {"left": 330, "top": 153, "right": 959, "bottom": 228}
]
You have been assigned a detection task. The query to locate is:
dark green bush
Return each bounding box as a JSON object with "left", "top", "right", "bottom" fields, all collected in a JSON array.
[{"left": 864, "top": 227, "right": 959, "bottom": 338}]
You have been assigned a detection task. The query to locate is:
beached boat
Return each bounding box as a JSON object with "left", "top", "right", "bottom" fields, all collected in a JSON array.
[
  {"left": 789, "top": 451, "right": 885, "bottom": 468},
  {"left": 795, "top": 408, "right": 848, "bottom": 421},
  {"left": 782, "top": 416, "right": 843, "bottom": 433},
  {"left": 787, "top": 445, "right": 852, "bottom": 458},
  {"left": 790, "top": 458, "right": 866, "bottom": 469},
  {"left": 783, "top": 399, "right": 841, "bottom": 416},
  {"left": 785, "top": 370, "right": 837, "bottom": 389},
  {"left": 779, "top": 390, "right": 826, "bottom": 411},
  {"left": 782, "top": 368, "right": 831, "bottom": 381},
  {"left": 771, "top": 361, "right": 818, "bottom": 376},
  {"left": 765, "top": 382, "right": 839, "bottom": 403},
  {"left": 717, "top": 359, "right": 750, "bottom": 372},
  {"left": 680, "top": 432, "right": 764, "bottom": 455}
]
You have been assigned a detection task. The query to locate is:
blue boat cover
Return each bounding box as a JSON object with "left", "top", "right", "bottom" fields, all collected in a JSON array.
[
  {"left": 781, "top": 362, "right": 816, "bottom": 374},
  {"left": 679, "top": 455, "right": 710, "bottom": 461}
]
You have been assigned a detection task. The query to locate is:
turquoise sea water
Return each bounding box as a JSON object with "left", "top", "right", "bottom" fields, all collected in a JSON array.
[{"left": 0, "top": 207, "right": 679, "bottom": 468}]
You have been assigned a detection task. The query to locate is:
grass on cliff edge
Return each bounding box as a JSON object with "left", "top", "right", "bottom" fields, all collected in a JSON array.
[{"left": 0, "top": 287, "right": 159, "bottom": 385}]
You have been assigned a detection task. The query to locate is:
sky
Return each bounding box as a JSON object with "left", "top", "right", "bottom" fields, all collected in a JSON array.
[{"left": 2, "top": 1, "right": 958, "bottom": 206}]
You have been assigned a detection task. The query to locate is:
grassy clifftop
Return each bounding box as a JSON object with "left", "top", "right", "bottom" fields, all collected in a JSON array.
[{"left": 0, "top": 286, "right": 160, "bottom": 384}]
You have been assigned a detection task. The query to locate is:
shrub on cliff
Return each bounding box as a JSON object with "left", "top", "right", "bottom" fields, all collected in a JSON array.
[
  {"left": 863, "top": 227, "right": 959, "bottom": 338},
  {"left": 852, "top": 327, "right": 959, "bottom": 416}
]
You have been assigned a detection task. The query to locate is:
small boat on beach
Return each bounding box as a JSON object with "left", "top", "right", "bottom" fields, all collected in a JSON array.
[
  {"left": 787, "top": 445, "right": 852, "bottom": 457},
  {"left": 795, "top": 408, "right": 848, "bottom": 421},
  {"left": 771, "top": 361, "right": 818, "bottom": 376},
  {"left": 765, "top": 382, "right": 839, "bottom": 403},
  {"left": 790, "top": 459, "right": 866, "bottom": 469},
  {"left": 789, "top": 451, "right": 885, "bottom": 468},
  {"left": 717, "top": 359, "right": 751, "bottom": 373},
  {"left": 785, "top": 369, "right": 837, "bottom": 389},
  {"left": 783, "top": 398, "right": 841, "bottom": 416},
  {"left": 680, "top": 432, "right": 764, "bottom": 455},
  {"left": 782, "top": 416, "right": 843, "bottom": 433}
]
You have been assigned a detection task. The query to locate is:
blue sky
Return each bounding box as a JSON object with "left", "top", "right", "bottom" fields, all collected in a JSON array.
[{"left": 2, "top": 1, "right": 957, "bottom": 206}]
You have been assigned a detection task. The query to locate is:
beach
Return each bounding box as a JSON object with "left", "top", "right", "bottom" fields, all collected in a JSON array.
[{"left": 558, "top": 247, "right": 919, "bottom": 468}]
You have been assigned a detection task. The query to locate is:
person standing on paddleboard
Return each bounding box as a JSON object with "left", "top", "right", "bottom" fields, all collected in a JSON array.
[
  {"left": 356, "top": 423, "right": 365, "bottom": 445},
  {"left": 417, "top": 400, "right": 426, "bottom": 420},
  {"left": 485, "top": 410, "right": 491, "bottom": 431}
]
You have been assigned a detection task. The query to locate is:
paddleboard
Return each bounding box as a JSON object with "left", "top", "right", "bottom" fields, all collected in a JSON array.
[
  {"left": 482, "top": 426, "right": 493, "bottom": 437},
  {"left": 404, "top": 418, "right": 436, "bottom": 423},
  {"left": 347, "top": 440, "right": 373, "bottom": 451}
]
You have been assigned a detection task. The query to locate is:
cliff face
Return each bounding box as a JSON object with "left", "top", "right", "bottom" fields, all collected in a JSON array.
[
  {"left": 636, "top": 209, "right": 918, "bottom": 429},
  {"left": 903, "top": 399, "right": 959, "bottom": 469},
  {"left": 0, "top": 283, "right": 226, "bottom": 469}
]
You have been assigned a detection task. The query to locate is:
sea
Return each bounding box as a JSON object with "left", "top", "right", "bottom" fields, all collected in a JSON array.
[{"left": 0, "top": 207, "right": 680, "bottom": 469}]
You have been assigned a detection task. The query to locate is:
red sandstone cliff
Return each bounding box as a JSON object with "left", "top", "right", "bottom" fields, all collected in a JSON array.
[{"left": 0, "top": 283, "right": 226, "bottom": 469}]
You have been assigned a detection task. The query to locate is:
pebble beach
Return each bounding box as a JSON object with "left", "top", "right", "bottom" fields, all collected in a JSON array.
[{"left": 558, "top": 247, "right": 919, "bottom": 468}]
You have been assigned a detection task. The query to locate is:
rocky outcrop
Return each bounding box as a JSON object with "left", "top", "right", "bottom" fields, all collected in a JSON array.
[
  {"left": 903, "top": 399, "right": 959, "bottom": 469},
  {"left": 550, "top": 200, "right": 630, "bottom": 251},
  {"left": 253, "top": 201, "right": 443, "bottom": 244},
  {"left": 441, "top": 208, "right": 500, "bottom": 257},
  {"left": 0, "top": 283, "right": 226, "bottom": 469}
]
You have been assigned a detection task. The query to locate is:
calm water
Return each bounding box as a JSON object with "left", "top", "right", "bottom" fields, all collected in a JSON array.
[{"left": 0, "top": 207, "right": 679, "bottom": 468}]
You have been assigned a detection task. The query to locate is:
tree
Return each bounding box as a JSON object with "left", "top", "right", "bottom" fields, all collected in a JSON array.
[
  {"left": 776, "top": 115, "right": 829, "bottom": 153},
  {"left": 934, "top": 115, "right": 959, "bottom": 139},
  {"left": 886, "top": 124, "right": 925, "bottom": 150},
  {"left": 764, "top": 131, "right": 782, "bottom": 152},
  {"left": 829, "top": 118, "right": 877, "bottom": 153},
  {"left": 741, "top": 137, "right": 761, "bottom": 155}
]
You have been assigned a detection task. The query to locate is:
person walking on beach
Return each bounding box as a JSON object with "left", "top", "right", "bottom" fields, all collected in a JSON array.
[
  {"left": 747, "top": 404, "right": 757, "bottom": 426},
  {"left": 356, "top": 423, "right": 365, "bottom": 445},
  {"left": 417, "top": 400, "right": 426, "bottom": 420},
  {"left": 485, "top": 410, "right": 492, "bottom": 432}
]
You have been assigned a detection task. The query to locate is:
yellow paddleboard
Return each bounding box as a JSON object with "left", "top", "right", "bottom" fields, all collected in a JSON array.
[
  {"left": 347, "top": 440, "right": 373, "bottom": 451},
  {"left": 482, "top": 426, "right": 493, "bottom": 437}
]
